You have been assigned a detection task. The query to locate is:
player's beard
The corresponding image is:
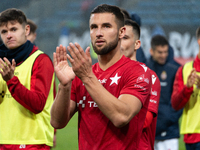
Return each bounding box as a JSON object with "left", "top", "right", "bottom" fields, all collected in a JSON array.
[{"left": 92, "top": 36, "right": 119, "bottom": 55}]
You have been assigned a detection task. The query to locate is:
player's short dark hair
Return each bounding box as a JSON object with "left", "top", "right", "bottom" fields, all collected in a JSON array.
[
  {"left": 121, "top": 9, "right": 131, "bottom": 20},
  {"left": 151, "top": 35, "right": 169, "bottom": 50},
  {"left": 196, "top": 27, "right": 200, "bottom": 39},
  {"left": 0, "top": 8, "right": 27, "bottom": 27},
  {"left": 27, "top": 19, "right": 37, "bottom": 34},
  {"left": 91, "top": 4, "right": 124, "bottom": 28},
  {"left": 124, "top": 19, "right": 140, "bottom": 39}
]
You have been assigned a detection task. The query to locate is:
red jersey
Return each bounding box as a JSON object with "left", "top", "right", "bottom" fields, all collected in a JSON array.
[
  {"left": 171, "top": 55, "right": 200, "bottom": 144},
  {"left": 139, "top": 68, "right": 161, "bottom": 150},
  {"left": 71, "top": 56, "right": 151, "bottom": 150}
]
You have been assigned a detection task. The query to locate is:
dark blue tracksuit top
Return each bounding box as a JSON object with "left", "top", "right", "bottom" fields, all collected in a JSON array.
[{"left": 145, "top": 47, "right": 183, "bottom": 140}]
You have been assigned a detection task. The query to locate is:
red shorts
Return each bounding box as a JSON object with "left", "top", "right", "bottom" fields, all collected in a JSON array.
[{"left": 0, "top": 144, "right": 50, "bottom": 150}]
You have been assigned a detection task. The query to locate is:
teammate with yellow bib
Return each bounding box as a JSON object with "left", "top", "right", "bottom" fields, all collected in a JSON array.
[
  {"left": 172, "top": 27, "right": 200, "bottom": 150},
  {"left": 0, "top": 8, "right": 55, "bottom": 150}
]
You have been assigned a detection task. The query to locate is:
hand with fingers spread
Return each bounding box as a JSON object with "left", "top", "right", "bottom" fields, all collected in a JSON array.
[
  {"left": 0, "top": 58, "right": 16, "bottom": 81},
  {"left": 53, "top": 45, "right": 75, "bottom": 86},
  {"left": 194, "top": 71, "right": 200, "bottom": 89},
  {"left": 67, "top": 42, "right": 92, "bottom": 82},
  {"left": 187, "top": 69, "right": 198, "bottom": 88}
]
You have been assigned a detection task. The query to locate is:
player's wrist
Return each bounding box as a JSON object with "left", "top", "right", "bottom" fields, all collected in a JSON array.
[
  {"left": 58, "top": 82, "right": 72, "bottom": 89},
  {"left": 81, "top": 73, "right": 96, "bottom": 85},
  {"left": 186, "top": 82, "right": 193, "bottom": 88}
]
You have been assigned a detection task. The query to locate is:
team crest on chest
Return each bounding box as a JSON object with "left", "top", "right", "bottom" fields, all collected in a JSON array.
[{"left": 161, "top": 71, "right": 167, "bottom": 80}]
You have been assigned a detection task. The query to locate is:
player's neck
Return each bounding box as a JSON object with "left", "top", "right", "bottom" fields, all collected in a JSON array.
[
  {"left": 130, "top": 55, "right": 136, "bottom": 61},
  {"left": 98, "top": 46, "right": 122, "bottom": 71}
]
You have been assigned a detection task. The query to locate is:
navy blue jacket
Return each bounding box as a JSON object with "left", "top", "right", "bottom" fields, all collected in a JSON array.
[
  {"left": 167, "top": 45, "right": 181, "bottom": 67},
  {"left": 136, "top": 47, "right": 146, "bottom": 63},
  {"left": 146, "top": 55, "right": 182, "bottom": 140}
]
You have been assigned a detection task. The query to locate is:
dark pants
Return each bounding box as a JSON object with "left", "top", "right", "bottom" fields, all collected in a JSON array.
[{"left": 186, "top": 142, "right": 200, "bottom": 150}]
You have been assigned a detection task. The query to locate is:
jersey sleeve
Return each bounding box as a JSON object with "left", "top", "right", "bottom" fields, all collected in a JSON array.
[
  {"left": 143, "top": 110, "right": 154, "bottom": 128},
  {"left": 120, "top": 64, "right": 152, "bottom": 106},
  {"left": 171, "top": 66, "right": 193, "bottom": 110},
  {"left": 148, "top": 70, "right": 161, "bottom": 115}
]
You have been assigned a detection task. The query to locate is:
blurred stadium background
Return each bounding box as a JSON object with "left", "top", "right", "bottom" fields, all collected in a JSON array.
[
  {"left": 1, "top": 0, "right": 199, "bottom": 149},
  {"left": 1, "top": 0, "right": 199, "bottom": 64}
]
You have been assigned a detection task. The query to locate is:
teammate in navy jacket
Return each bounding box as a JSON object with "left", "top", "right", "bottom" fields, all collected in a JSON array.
[{"left": 146, "top": 35, "right": 182, "bottom": 150}]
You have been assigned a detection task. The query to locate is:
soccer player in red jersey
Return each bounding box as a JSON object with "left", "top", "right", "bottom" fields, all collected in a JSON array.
[
  {"left": 121, "top": 19, "right": 161, "bottom": 150},
  {"left": 51, "top": 4, "right": 151, "bottom": 150}
]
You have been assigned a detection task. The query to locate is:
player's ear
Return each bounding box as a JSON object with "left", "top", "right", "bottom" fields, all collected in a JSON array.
[
  {"left": 25, "top": 24, "right": 30, "bottom": 36},
  {"left": 197, "top": 38, "right": 200, "bottom": 45},
  {"left": 135, "top": 40, "right": 141, "bottom": 50},
  {"left": 150, "top": 48, "right": 154, "bottom": 56},
  {"left": 119, "top": 26, "right": 126, "bottom": 39}
]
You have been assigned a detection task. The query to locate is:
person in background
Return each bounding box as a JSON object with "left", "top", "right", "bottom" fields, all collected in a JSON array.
[
  {"left": 171, "top": 27, "right": 200, "bottom": 150},
  {"left": 0, "top": 8, "right": 55, "bottom": 150},
  {"left": 151, "top": 26, "right": 181, "bottom": 68},
  {"left": 121, "top": 19, "right": 161, "bottom": 150},
  {"left": 50, "top": 4, "right": 151, "bottom": 150},
  {"left": 131, "top": 13, "right": 141, "bottom": 27},
  {"left": 27, "top": 19, "right": 37, "bottom": 44},
  {"left": 167, "top": 45, "right": 181, "bottom": 67},
  {"left": 130, "top": 13, "right": 147, "bottom": 63},
  {"left": 120, "top": 9, "right": 147, "bottom": 64},
  {"left": 121, "top": 8, "right": 131, "bottom": 19},
  {"left": 146, "top": 35, "right": 182, "bottom": 150},
  {"left": 121, "top": 10, "right": 147, "bottom": 64}
]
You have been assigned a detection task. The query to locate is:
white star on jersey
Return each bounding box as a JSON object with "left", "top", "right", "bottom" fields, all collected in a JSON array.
[{"left": 110, "top": 73, "right": 121, "bottom": 86}]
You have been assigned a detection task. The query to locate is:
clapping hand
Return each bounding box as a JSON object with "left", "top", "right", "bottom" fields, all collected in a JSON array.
[
  {"left": 0, "top": 58, "right": 16, "bottom": 81},
  {"left": 187, "top": 68, "right": 200, "bottom": 89},
  {"left": 53, "top": 45, "right": 75, "bottom": 86},
  {"left": 67, "top": 42, "right": 92, "bottom": 82}
]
